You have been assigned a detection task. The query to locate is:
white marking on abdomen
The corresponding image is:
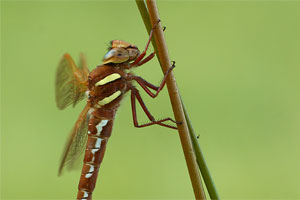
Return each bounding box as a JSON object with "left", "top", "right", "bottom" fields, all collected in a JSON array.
[
  {"left": 91, "top": 149, "right": 99, "bottom": 162},
  {"left": 85, "top": 173, "right": 92, "bottom": 178},
  {"left": 95, "top": 138, "right": 102, "bottom": 149},
  {"left": 96, "top": 120, "right": 109, "bottom": 136},
  {"left": 88, "top": 165, "right": 95, "bottom": 173},
  {"left": 85, "top": 165, "right": 94, "bottom": 177},
  {"left": 98, "top": 90, "right": 121, "bottom": 106},
  {"left": 83, "top": 191, "right": 88, "bottom": 198},
  {"left": 85, "top": 163, "right": 95, "bottom": 179},
  {"left": 95, "top": 73, "right": 121, "bottom": 86}
]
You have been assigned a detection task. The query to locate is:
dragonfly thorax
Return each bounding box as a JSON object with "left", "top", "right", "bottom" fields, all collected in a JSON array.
[{"left": 87, "top": 65, "right": 130, "bottom": 110}]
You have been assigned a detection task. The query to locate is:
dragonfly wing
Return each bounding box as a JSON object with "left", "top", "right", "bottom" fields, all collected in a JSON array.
[
  {"left": 55, "top": 53, "right": 89, "bottom": 110},
  {"left": 78, "top": 53, "right": 90, "bottom": 76},
  {"left": 58, "top": 104, "right": 90, "bottom": 175}
]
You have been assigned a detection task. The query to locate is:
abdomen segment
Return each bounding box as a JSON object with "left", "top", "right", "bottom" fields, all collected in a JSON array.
[{"left": 77, "top": 116, "right": 114, "bottom": 200}]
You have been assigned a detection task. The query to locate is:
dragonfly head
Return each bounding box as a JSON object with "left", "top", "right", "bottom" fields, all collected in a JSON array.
[{"left": 102, "top": 40, "right": 140, "bottom": 65}]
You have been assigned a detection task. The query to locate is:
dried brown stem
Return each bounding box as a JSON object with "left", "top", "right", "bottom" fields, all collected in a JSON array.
[{"left": 145, "top": 1, "right": 206, "bottom": 199}]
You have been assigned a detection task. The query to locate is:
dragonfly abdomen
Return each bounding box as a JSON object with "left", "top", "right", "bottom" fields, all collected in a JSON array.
[{"left": 77, "top": 116, "right": 114, "bottom": 200}]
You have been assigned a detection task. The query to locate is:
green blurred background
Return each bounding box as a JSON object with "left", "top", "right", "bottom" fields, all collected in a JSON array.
[{"left": 1, "top": 1, "right": 300, "bottom": 199}]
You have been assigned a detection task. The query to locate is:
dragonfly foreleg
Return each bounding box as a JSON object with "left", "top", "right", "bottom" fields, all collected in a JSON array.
[
  {"left": 130, "top": 19, "right": 161, "bottom": 66},
  {"left": 136, "top": 52, "right": 155, "bottom": 67}
]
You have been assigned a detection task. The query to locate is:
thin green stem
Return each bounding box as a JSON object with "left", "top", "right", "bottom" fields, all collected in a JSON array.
[
  {"left": 181, "top": 97, "right": 220, "bottom": 199},
  {"left": 137, "top": 0, "right": 206, "bottom": 199},
  {"left": 136, "top": 1, "right": 220, "bottom": 199}
]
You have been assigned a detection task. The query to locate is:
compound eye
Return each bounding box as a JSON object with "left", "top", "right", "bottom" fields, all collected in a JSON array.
[{"left": 102, "top": 48, "right": 129, "bottom": 64}]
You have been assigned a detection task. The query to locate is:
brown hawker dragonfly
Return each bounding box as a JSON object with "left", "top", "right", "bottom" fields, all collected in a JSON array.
[{"left": 55, "top": 22, "right": 178, "bottom": 200}]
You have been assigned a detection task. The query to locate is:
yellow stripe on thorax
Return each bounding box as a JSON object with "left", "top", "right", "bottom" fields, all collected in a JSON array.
[
  {"left": 98, "top": 91, "right": 121, "bottom": 106},
  {"left": 95, "top": 73, "right": 121, "bottom": 86}
]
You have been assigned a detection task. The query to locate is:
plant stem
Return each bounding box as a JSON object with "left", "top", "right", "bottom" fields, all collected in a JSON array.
[
  {"left": 182, "top": 97, "right": 220, "bottom": 199},
  {"left": 137, "top": 0, "right": 206, "bottom": 199},
  {"left": 136, "top": 1, "right": 220, "bottom": 199}
]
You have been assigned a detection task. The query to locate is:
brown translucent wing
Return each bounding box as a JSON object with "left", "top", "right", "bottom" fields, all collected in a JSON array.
[
  {"left": 55, "top": 53, "right": 89, "bottom": 110},
  {"left": 58, "top": 104, "right": 90, "bottom": 175}
]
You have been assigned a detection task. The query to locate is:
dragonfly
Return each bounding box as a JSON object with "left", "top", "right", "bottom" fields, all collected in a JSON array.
[{"left": 55, "top": 21, "right": 178, "bottom": 200}]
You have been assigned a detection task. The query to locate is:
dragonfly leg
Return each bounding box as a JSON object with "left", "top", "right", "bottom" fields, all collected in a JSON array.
[
  {"left": 130, "top": 87, "right": 178, "bottom": 130},
  {"left": 136, "top": 52, "right": 155, "bottom": 67},
  {"left": 130, "top": 19, "right": 161, "bottom": 66},
  {"left": 133, "top": 61, "right": 175, "bottom": 98}
]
